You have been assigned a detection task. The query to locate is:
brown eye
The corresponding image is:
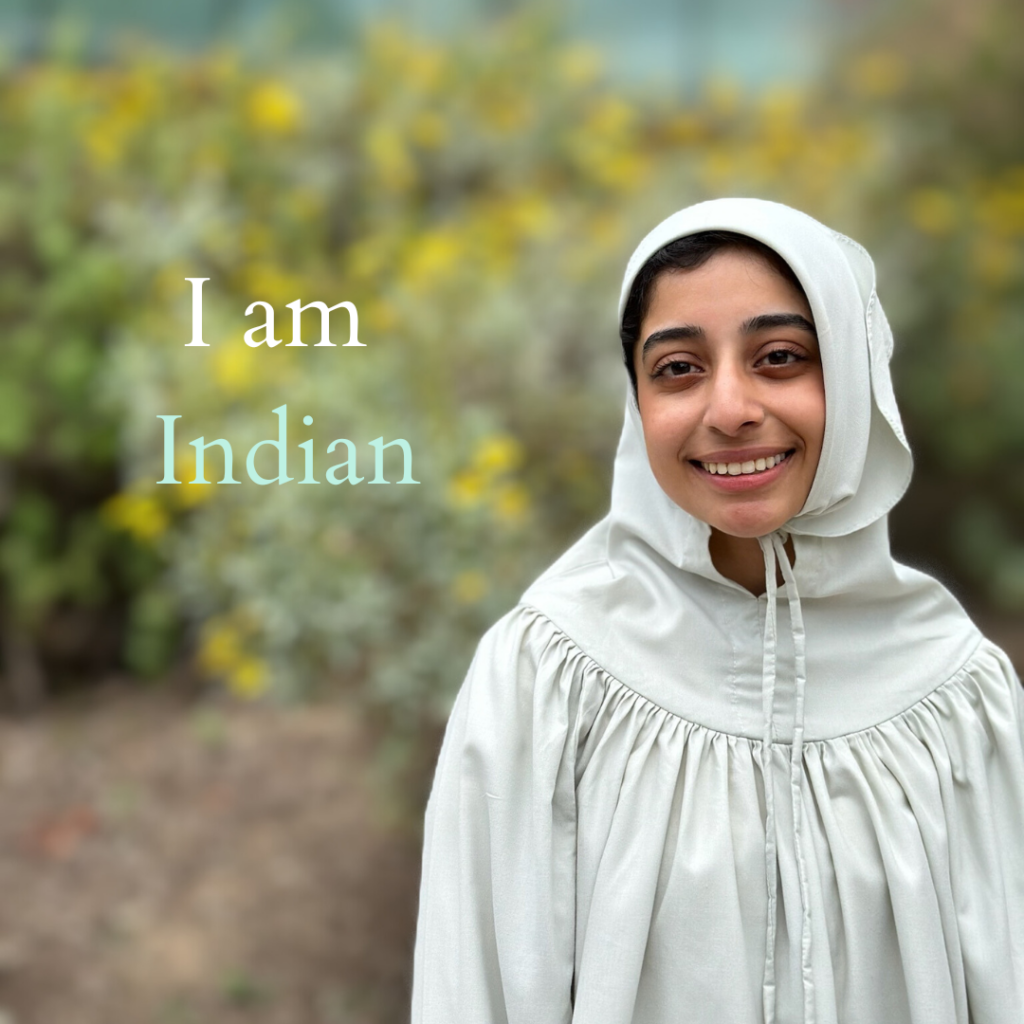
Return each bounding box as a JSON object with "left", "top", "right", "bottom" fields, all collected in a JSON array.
[
  {"left": 665, "top": 360, "right": 694, "bottom": 376},
  {"left": 763, "top": 349, "right": 802, "bottom": 366},
  {"left": 654, "top": 359, "right": 698, "bottom": 378}
]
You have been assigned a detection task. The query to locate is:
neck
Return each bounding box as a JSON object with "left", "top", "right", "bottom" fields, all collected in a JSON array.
[{"left": 708, "top": 529, "right": 793, "bottom": 596}]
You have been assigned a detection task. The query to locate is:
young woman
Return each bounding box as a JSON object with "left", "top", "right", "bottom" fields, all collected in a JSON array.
[{"left": 412, "top": 198, "right": 1024, "bottom": 1023}]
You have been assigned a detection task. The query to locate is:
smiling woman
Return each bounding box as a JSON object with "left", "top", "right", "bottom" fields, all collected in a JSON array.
[{"left": 412, "top": 199, "right": 1024, "bottom": 1024}]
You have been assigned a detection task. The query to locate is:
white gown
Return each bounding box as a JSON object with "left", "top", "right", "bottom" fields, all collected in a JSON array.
[{"left": 411, "top": 200, "right": 1024, "bottom": 1024}]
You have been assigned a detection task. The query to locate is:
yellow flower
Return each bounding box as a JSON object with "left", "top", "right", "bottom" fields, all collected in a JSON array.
[
  {"left": 502, "top": 193, "right": 555, "bottom": 242},
  {"left": 198, "top": 618, "right": 243, "bottom": 676},
  {"left": 365, "top": 122, "right": 416, "bottom": 192},
  {"left": 246, "top": 80, "right": 302, "bottom": 135},
  {"left": 102, "top": 492, "right": 169, "bottom": 542},
  {"left": 452, "top": 570, "right": 488, "bottom": 605},
  {"left": 213, "top": 343, "right": 260, "bottom": 396},
  {"left": 406, "top": 44, "right": 445, "bottom": 93},
  {"left": 449, "top": 434, "right": 529, "bottom": 519},
  {"left": 83, "top": 117, "right": 126, "bottom": 169},
  {"left": 80, "top": 68, "right": 159, "bottom": 170},
  {"left": 473, "top": 434, "right": 523, "bottom": 474},
  {"left": 228, "top": 658, "right": 269, "bottom": 699},
  {"left": 113, "top": 68, "right": 158, "bottom": 125},
  {"left": 909, "top": 188, "right": 958, "bottom": 236},
  {"left": 448, "top": 469, "right": 486, "bottom": 509},
  {"left": 591, "top": 151, "right": 650, "bottom": 192},
  {"left": 402, "top": 226, "right": 465, "bottom": 293},
  {"left": 243, "top": 263, "right": 305, "bottom": 306},
  {"left": 492, "top": 482, "right": 530, "bottom": 526},
  {"left": 198, "top": 618, "right": 269, "bottom": 699},
  {"left": 160, "top": 453, "right": 217, "bottom": 504}
]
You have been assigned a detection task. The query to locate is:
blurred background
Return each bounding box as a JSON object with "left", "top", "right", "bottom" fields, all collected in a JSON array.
[{"left": 0, "top": 0, "right": 1022, "bottom": 1020}]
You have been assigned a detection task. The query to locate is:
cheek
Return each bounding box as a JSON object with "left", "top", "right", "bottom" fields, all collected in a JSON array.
[
  {"left": 787, "top": 377, "right": 826, "bottom": 452},
  {"left": 640, "top": 402, "right": 696, "bottom": 462}
]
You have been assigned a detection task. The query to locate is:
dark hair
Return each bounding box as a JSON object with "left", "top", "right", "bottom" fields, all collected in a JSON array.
[{"left": 619, "top": 230, "right": 807, "bottom": 393}]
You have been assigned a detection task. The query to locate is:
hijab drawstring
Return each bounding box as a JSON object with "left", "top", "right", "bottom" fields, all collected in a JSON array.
[{"left": 757, "top": 531, "right": 813, "bottom": 1024}]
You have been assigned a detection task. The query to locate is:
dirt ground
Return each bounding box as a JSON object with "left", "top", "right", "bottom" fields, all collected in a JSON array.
[{"left": 0, "top": 684, "right": 426, "bottom": 1024}]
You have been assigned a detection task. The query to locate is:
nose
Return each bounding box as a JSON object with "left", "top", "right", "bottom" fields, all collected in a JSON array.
[{"left": 702, "top": 360, "right": 765, "bottom": 436}]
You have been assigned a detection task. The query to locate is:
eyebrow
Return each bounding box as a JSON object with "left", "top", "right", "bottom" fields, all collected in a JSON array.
[
  {"left": 640, "top": 311, "right": 816, "bottom": 359},
  {"left": 742, "top": 312, "right": 816, "bottom": 336},
  {"left": 640, "top": 324, "right": 704, "bottom": 358}
]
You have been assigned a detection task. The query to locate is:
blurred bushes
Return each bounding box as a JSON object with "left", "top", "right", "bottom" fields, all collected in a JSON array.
[
  {"left": 0, "top": 8, "right": 1021, "bottom": 722},
  {"left": 838, "top": 1, "right": 1024, "bottom": 608}
]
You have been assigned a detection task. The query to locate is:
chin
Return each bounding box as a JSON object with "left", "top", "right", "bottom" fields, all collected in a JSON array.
[{"left": 710, "top": 505, "right": 790, "bottom": 540}]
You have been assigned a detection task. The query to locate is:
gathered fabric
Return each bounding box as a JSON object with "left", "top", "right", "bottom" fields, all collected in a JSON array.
[
  {"left": 411, "top": 199, "right": 1024, "bottom": 1023},
  {"left": 413, "top": 606, "right": 1024, "bottom": 1023}
]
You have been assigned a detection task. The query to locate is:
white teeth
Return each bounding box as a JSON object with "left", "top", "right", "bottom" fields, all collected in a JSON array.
[{"left": 700, "top": 452, "right": 790, "bottom": 476}]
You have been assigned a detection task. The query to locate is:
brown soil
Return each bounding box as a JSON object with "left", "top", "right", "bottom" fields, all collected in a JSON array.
[{"left": 0, "top": 685, "right": 425, "bottom": 1024}]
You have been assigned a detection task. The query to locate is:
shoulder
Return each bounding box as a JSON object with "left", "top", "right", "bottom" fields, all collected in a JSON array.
[
  {"left": 856, "top": 637, "right": 1024, "bottom": 773},
  {"left": 431, "top": 605, "right": 611, "bottom": 806},
  {"left": 462, "top": 603, "right": 608, "bottom": 713},
  {"left": 952, "top": 636, "right": 1023, "bottom": 727}
]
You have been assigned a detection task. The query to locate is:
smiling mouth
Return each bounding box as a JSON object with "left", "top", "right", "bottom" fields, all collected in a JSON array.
[{"left": 693, "top": 450, "right": 795, "bottom": 476}]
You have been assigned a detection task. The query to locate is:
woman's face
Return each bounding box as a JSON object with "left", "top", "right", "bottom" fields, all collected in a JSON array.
[{"left": 633, "top": 249, "right": 825, "bottom": 539}]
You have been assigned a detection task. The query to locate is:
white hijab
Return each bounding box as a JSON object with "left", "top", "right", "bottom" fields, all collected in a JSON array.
[{"left": 611, "top": 197, "right": 910, "bottom": 573}]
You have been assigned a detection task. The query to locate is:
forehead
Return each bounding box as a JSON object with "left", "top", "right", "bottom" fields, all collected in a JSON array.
[{"left": 643, "top": 249, "right": 813, "bottom": 326}]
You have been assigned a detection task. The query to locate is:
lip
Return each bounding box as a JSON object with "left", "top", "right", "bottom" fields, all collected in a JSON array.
[{"left": 689, "top": 447, "right": 796, "bottom": 493}]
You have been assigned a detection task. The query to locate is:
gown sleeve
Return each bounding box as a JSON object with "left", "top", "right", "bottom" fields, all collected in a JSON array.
[{"left": 411, "top": 607, "right": 581, "bottom": 1024}]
